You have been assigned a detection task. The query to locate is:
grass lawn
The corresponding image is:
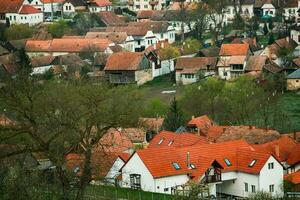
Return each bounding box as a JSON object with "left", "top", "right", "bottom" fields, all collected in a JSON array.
[
  {"left": 37, "top": 184, "right": 173, "bottom": 200},
  {"left": 140, "top": 73, "right": 185, "bottom": 105},
  {"left": 278, "top": 92, "right": 300, "bottom": 133}
]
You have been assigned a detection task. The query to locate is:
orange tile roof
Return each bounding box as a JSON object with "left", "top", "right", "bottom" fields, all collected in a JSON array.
[
  {"left": 26, "top": 39, "right": 112, "bottom": 53},
  {"left": 286, "top": 144, "right": 300, "bottom": 166},
  {"left": 219, "top": 44, "right": 250, "bottom": 56},
  {"left": 19, "top": 5, "right": 42, "bottom": 14},
  {"left": 93, "top": 128, "right": 134, "bottom": 153},
  {"left": 285, "top": 171, "right": 300, "bottom": 184},
  {"left": 91, "top": 0, "right": 112, "bottom": 7},
  {"left": 41, "top": 0, "right": 65, "bottom": 3},
  {"left": 65, "top": 152, "right": 122, "bottom": 179},
  {"left": 178, "top": 140, "right": 272, "bottom": 174},
  {"left": 206, "top": 125, "right": 229, "bottom": 142},
  {"left": 187, "top": 115, "right": 214, "bottom": 134},
  {"left": 252, "top": 136, "right": 297, "bottom": 162},
  {"left": 104, "top": 52, "right": 144, "bottom": 71},
  {"left": 138, "top": 117, "right": 164, "bottom": 131},
  {"left": 0, "top": 115, "right": 16, "bottom": 126},
  {"left": 148, "top": 131, "right": 208, "bottom": 148},
  {"left": 0, "top": 0, "right": 23, "bottom": 13}
]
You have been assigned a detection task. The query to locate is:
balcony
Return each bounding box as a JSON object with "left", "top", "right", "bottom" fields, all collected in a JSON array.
[{"left": 205, "top": 174, "right": 221, "bottom": 183}]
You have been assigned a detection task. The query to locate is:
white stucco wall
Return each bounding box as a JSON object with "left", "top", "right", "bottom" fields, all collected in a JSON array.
[
  {"left": 259, "top": 156, "right": 284, "bottom": 197},
  {"left": 6, "top": 12, "right": 43, "bottom": 26},
  {"left": 105, "top": 157, "right": 125, "bottom": 184},
  {"left": 218, "top": 172, "right": 259, "bottom": 198},
  {"left": 63, "top": 2, "right": 75, "bottom": 13},
  {"left": 154, "top": 174, "right": 190, "bottom": 194},
  {"left": 122, "top": 153, "right": 156, "bottom": 191}
]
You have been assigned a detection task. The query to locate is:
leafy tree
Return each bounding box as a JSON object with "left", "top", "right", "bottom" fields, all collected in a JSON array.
[
  {"left": 0, "top": 76, "right": 144, "bottom": 200},
  {"left": 278, "top": 47, "right": 294, "bottom": 67},
  {"left": 182, "top": 38, "right": 201, "bottom": 55},
  {"left": 232, "top": 14, "right": 245, "bottom": 30},
  {"left": 143, "top": 98, "right": 168, "bottom": 118},
  {"left": 43, "top": 68, "right": 54, "bottom": 80},
  {"left": 263, "top": 22, "right": 269, "bottom": 35},
  {"left": 268, "top": 33, "right": 275, "bottom": 44},
  {"left": 4, "top": 24, "right": 34, "bottom": 40},
  {"left": 268, "top": 19, "right": 274, "bottom": 30},
  {"left": 163, "top": 97, "right": 186, "bottom": 131},
  {"left": 203, "top": 0, "right": 230, "bottom": 44},
  {"left": 191, "top": 3, "right": 208, "bottom": 40},
  {"left": 73, "top": 13, "right": 92, "bottom": 35},
  {"left": 247, "top": 16, "right": 260, "bottom": 37},
  {"left": 48, "top": 20, "right": 71, "bottom": 38}
]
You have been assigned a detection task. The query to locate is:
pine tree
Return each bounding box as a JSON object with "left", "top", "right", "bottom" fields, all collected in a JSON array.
[
  {"left": 268, "top": 33, "right": 275, "bottom": 45},
  {"left": 163, "top": 97, "right": 185, "bottom": 131}
]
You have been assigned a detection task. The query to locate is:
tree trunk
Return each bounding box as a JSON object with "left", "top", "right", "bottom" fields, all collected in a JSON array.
[{"left": 75, "top": 148, "right": 92, "bottom": 200}]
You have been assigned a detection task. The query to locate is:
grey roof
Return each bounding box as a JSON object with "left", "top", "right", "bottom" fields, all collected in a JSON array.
[
  {"left": 287, "top": 69, "right": 300, "bottom": 79},
  {"left": 65, "top": 0, "right": 87, "bottom": 7}
]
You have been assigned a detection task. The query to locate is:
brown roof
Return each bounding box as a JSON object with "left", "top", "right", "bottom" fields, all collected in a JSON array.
[
  {"left": 175, "top": 57, "right": 217, "bottom": 73},
  {"left": 26, "top": 39, "right": 112, "bottom": 53},
  {"left": 245, "top": 55, "right": 268, "bottom": 71},
  {"left": 97, "top": 11, "right": 126, "bottom": 26},
  {"left": 104, "top": 52, "right": 144, "bottom": 71},
  {"left": 0, "top": 0, "right": 23, "bottom": 13},
  {"left": 283, "top": 0, "right": 298, "bottom": 8},
  {"left": 106, "top": 26, "right": 148, "bottom": 37},
  {"left": 137, "top": 10, "right": 156, "bottom": 19},
  {"left": 219, "top": 44, "right": 249, "bottom": 56},
  {"left": 121, "top": 128, "right": 146, "bottom": 143},
  {"left": 138, "top": 117, "right": 164, "bottom": 131},
  {"left": 215, "top": 126, "right": 281, "bottom": 144},
  {"left": 0, "top": 53, "right": 20, "bottom": 75},
  {"left": 293, "top": 57, "right": 300, "bottom": 67},
  {"left": 198, "top": 47, "right": 220, "bottom": 57},
  {"left": 30, "top": 55, "right": 56, "bottom": 67},
  {"left": 128, "top": 21, "right": 170, "bottom": 34},
  {"left": 275, "top": 37, "right": 298, "bottom": 50},
  {"left": 85, "top": 32, "right": 128, "bottom": 44},
  {"left": 0, "top": 46, "right": 9, "bottom": 56},
  {"left": 263, "top": 62, "right": 282, "bottom": 73}
]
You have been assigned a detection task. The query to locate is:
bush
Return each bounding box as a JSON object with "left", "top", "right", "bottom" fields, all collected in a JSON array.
[
  {"left": 48, "top": 20, "right": 71, "bottom": 38},
  {"left": 4, "top": 24, "right": 34, "bottom": 40}
]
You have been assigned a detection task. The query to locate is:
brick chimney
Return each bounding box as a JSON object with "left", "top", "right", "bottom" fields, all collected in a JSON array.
[{"left": 186, "top": 152, "right": 190, "bottom": 168}]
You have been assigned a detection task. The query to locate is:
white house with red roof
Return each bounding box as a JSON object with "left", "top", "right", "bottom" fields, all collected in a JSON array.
[
  {"left": 0, "top": 0, "right": 43, "bottom": 26},
  {"left": 88, "top": 0, "right": 112, "bottom": 12},
  {"left": 217, "top": 43, "right": 252, "bottom": 80},
  {"left": 121, "top": 140, "right": 284, "bottom": 198}
]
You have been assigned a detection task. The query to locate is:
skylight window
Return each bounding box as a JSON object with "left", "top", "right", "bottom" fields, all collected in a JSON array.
[
  {"left": 249, "top": 159, "right": 257, "bottom": 167},
  {"left": 172, "top": 162, "right": 181, "bottom": 170},
  {"left": 189, "top": 163, "right": 196, "bottom": 169},
  {"left": 158, "top": 138, "right": 164, "bottom": 145},
  {"left": 168, "top": 140, "right": 174, "bottom": 146},
  {"left": 224, "top": 158, "right": 232, "bottom": 166}
]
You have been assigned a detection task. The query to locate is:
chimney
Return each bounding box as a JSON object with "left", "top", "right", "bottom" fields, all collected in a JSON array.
[
  {"left": 186, "top": 152, "right": 190, "bottom": 168},
  {"left": 191, "top": 116, "right": 195, "bottom": 119},
  {"left": 161, "top": 42, "right": 164, "bottom": 48},
  {"left": 286, "top": 36, "right": 290, "bottom": 43},
  {"left": 275, "top": 145, "right": 280, "bottom": 158}
]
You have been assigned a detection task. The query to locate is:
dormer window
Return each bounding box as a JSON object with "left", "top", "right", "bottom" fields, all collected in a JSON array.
[
  {"left": 158, "top": 138, "right": 164, "bottom": 145},
  {"left": 168, "top": 140, "right": 174, "bottom": 146},
  {"left": 224, "top": 158, "right": 232, "bottom": 166},
  {"left": 172, "top": 162, "right": 181, "bottom": 170},
  {"left": 249, "top": 159, "right": 257, "bottom": 167}
]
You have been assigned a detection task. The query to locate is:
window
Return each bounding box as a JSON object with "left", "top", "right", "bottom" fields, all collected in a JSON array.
[
  {"left": 269, "top": 184, "right": 274, "bottom": 192},
  {"left": 168, "top": 140, "right": 173, "bottom": 146},
  {"left": 164, "top": 188, "right": 169, "bottom": 192},
  {"left": 69, "top": 6, "right": 71, "bottom": 10},
  {"left": 224, "top": 71, "right": 227, "bottom": 76},
  {"left": 249, "top": 159, "right": 256, "bottom": 167},
  {"left": 136, "top": 5, "right": 140, "bottom": 9},
  {"left": 189, "top": 163, "right": 196, "bottom": 169},
  {"left": 224, "top": 158, "right": 232, "bottom": 166},
  {"left": 268, "top": 162, "right": 274, "bottom": 169},
  {"left": 158, "top": 138, "right": 164, "bottom": 145},
  {"left": 251, "top": 185, "right": 256, "bottom": 193},
  {"left": 244, "top": 182, "right": 248, "bottom": 192},
  {"left": 144, "top": 5, "right": 148, "bottom": 8},
  {"left": 172, "top": 162, "right": 181, "bottom": 170},
  {"left": 130, "top": 174, "right": 141, "bottom": 189},
  {"left": 14, "top": 16, "right": 16, "bottom": 20}
]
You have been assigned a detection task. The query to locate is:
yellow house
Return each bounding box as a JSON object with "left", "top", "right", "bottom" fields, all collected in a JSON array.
[{"left": 287, "top": 69, "right": 300, "bottom": 91}]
